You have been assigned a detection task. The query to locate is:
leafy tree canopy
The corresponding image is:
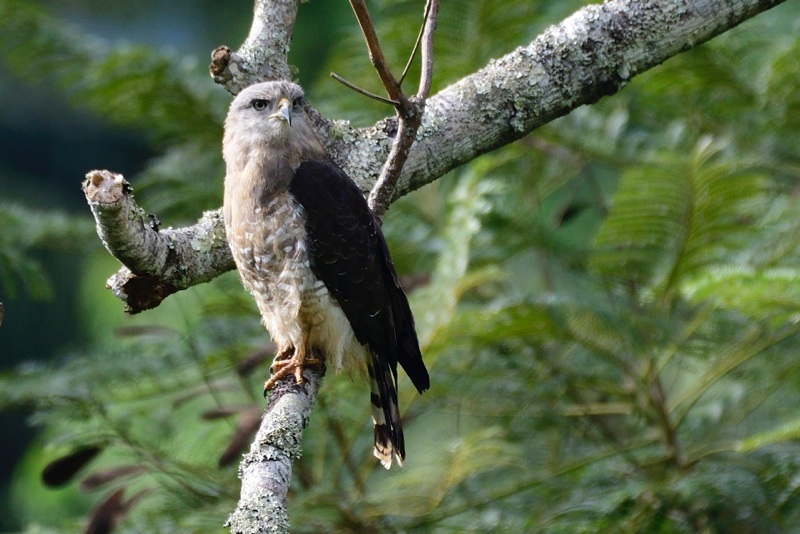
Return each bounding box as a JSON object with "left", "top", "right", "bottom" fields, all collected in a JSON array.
[{"left": 2, "top": 0, "right": 800, "bottom": 532}]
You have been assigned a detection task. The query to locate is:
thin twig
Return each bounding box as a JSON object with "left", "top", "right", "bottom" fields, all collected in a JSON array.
[
  {"left": 330, "top": 72, "right": 400, "bottom": 105},
  {"left": 348, "top": 0, "right": 404, "bottom": 103},
  {"left": 400, "top": 0, "right": 434, "bottom": 86},
  {"left": 647, "top": 362, "right": 684, "bottom": 469},
  {"left": 417, "top": 0, "right": 439, "bottom": 98},
  {"left": 365, "top": 0, "right": 439, "bottom": 220},
  {"left": 369, "top": 115, "right": 421, "bottom": 221}
]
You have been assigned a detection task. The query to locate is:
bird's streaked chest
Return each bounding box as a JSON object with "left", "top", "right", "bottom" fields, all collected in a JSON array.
[
  {"left": 224, "top": 190, "right": 310, "bottom": 294},
  {"left": 224, "top": 188, "right": 364, "bottom": 372}
]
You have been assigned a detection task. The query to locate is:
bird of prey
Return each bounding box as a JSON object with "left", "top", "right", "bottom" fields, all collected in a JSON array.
[{"left": 222, "top": 81, "right": 429, "bottom": 468}]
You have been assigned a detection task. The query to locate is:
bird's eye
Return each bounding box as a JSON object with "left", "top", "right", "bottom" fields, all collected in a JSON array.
[
  {"left": 292, "top": 97, "right": 303, "bottom": 109},
  {"left": 251, "top": 99, "right": 269, "bottom": 111}
]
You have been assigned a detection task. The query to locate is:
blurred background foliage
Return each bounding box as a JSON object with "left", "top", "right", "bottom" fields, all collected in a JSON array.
[{"left": 2, "top": 0, "right": 800, "bottom": 532}]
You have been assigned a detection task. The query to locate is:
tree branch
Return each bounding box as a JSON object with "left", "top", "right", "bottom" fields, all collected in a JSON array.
[
  {"left": 366, "top": 0, "right": 439, "bottom": 220},
  {"left": 209, "top": 0, "right": 300, "bottom": 94},
  {"left": 224, "top": 366, "right": 324, "bottom": 534},
  {"left": 416, "top": 0, "right": 438, "bottom": 99},
  {"left": 369, "top": 0, "right": 788, "bottom": 198},
  {"left": 91, "top": 0, "right": 787, "bottom": 313},
  {"left": 82, "top": 170, "right": 233, "bottom": 313},
  {"left": 330, "top": 71, "right": 399, "bottom": 106}
]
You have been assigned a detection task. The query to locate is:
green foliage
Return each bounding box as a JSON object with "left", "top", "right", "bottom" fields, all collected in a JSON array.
[
  {"left": 4, "top": 0, "right": 800, "bottom": 533},
  {"left": 2, "top": 274, "right": 261, "bottom": 532},
  {"left": 0, "top": 0, "right": 228, "bottom": 223},
  {"left": 591, "top": 136, "right": 769, "bottom": 301},
  {"left": 0, "top": 203, "right": 95, "bottom": 299}
]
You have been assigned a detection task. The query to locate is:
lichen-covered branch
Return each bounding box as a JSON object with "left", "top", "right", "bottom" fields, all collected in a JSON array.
[
  {"left": 210, "top": 0, "right": 300, "bottom": 94},
  {"left": 89, "top": 0, "right": 306, "bottom": 311},
  {"left": 224, "top": 367, "right": 324, "bottom": 534},
  {"left": 351, "top": 0, "right": 789, "bottom": 199},
  {"left": 92, "top": 0, "right": 786, "bottom": 314},
  {"left": 83, "top": 170, "right": 233, "bottom": 313}
]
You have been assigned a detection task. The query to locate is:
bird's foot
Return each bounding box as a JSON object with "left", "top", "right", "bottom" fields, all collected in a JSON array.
[{"left": 263, "top": 345, "right": 323, "bottom": 395}]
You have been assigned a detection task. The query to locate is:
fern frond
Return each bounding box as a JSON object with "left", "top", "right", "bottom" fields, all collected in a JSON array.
[
  {"left": 591, "top": 136, "right": 769, "bottom": 302},
  {"left": 362, "top": 425, "right": 520, "bottom": 518},
  {"left": 683, "top": 266, "right": 800, "bottom": 324}
]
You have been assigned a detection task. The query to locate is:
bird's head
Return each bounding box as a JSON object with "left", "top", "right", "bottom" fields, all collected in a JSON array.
[{"left": 223, "top": 81, "right": 325, "bottom": 172}]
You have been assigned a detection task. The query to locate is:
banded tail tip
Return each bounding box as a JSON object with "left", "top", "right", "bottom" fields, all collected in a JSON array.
[{"left": 374, "top": 424, "right": 404, "bottom": 469}]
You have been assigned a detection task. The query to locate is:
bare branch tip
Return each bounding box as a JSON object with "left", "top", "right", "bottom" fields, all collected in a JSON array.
[
  {"left": 400, "top": 0, "right": 434, "bottom": 85},
  {"left": 417, "top": 0, "right": 439, "bottom": 99},
  {"left": 83, "top": 170, "right": 129, "bottom": 204}
]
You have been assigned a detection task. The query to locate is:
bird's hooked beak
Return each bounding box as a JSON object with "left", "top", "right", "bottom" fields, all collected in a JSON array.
[{"left": 270, "top": 98, "right": 292, "bottom": 126}]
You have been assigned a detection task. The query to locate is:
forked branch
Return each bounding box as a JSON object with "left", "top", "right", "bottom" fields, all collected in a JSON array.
[{"left": 337, "top": 0, "right": 439, "bottom": 220}]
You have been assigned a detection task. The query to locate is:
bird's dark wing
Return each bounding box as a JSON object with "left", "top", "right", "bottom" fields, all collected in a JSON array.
[{"left": 289, "top": 160, "right": 429, "bottom": 393}]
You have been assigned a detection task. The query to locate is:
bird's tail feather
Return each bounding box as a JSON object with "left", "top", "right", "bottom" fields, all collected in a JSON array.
[{"left": 368, "top": 351, "right": 404, "bottom": 469}]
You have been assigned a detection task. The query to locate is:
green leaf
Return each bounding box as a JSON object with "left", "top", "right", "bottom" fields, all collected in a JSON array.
[
  {"left": 736, "top": 418, "right": 800, "bottom": 452},
  {"left": 591, "top": 136, "right": 768, "bottom": 302},
  {"left": 683, "top": 266, "right": 800, "bottom": 324}
]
